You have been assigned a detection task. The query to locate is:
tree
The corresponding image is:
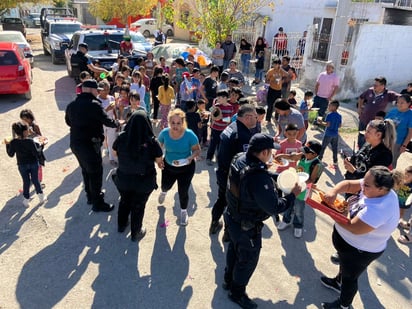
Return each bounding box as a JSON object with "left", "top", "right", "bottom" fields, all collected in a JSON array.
[
  {"left": 173, "top": 0, "right": 276, "bottom": 47},
  {"left": 88, "top": 0, "right": 157, "bottom": 25},
  {"left": 0, "top": 0, "right": 47, "bottom": 11}
]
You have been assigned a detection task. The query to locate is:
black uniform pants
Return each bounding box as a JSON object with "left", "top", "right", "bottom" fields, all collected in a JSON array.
[
  {"left": 71, "top": 142, "right": 104, "bottom": 205},
  {"left": 211, "top": 169, "right": 228, "bottom": 222},
  {"left": 332, "top": 227, "right": 383, "bottom": 307},
  {"left": 224, "top": 213, "right": 262, "bottom": 297},
  {"left": 118, "top": 190, "right": 151, "bottom": 234}
]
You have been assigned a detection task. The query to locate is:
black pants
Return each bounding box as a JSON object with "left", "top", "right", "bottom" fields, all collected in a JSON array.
[
  {"left": 118, "top": 190, "right": 151, "bottom": 234},
  {"left": 332, "top": 227, "right": 383, "bottom": 307},
  {"left": 207, "top": 128, "right": 222, "bottom": 160},
  {"left": 266, "top": 88, "right": 282, "bottom": 122},
  {"left": 224, "top": 213, "right": 262, "bottom": 298},
  {"left": 71, "top": 142, "right": 104, "bottom": 205},
  {"left": 152, "top": 92, "right": 160, "bottom": 119},
  {"left": 211, "top": 169, "right": 228, "bottom": 222},
  {"left": 161, "top": 160, "right": 195, "bottom": 209}
]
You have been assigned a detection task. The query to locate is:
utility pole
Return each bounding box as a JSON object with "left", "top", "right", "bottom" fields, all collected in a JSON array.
[{"left": 328, "top": 0, "right": 351, "bottom": 66}]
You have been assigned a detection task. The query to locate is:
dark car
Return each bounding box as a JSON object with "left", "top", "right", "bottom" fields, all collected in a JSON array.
[
  {"left": 2, "top": 17, "right": 26, "bottom": 37},
  {"left": 23, "top": 13, "right": 41, "bottom": 28}
]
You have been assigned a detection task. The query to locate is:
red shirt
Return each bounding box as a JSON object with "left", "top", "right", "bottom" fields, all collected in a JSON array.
[{"left": 120, "top": 41, "right": 133, "bottom": 54}]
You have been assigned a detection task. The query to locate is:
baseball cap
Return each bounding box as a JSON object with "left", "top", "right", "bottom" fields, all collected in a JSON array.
[
  {"left": 79, "top": 43, "right": 88, "bottom": 49},
  {"left": 248, "top": 133, "right": 281, "bottom": 152},
  {"left": 82, "top": 79, "right": 99, "bottom": 89},
  {"left": 303, "top": 140, "right": 322, "bottom": 155},
  {"left": 182, "top": 72, "right": 190, "bottom": 78}
]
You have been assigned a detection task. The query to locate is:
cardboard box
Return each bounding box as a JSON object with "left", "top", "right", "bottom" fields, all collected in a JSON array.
[{"left": 305, "top": 184, "right": 350, "bottom": 224}]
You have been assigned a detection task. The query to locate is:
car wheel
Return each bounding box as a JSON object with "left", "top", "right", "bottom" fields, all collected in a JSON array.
[
  {"left": 166, "top": 29, "right": 174, "bottom": 37},
  {"left": 51, "top": 52, "right": 58, "bottom": 64},
  {"left": 143, "top": 30, "right": 150, "bottom": 37},
  {"left": 24, "top": 88, "right": 32, "bottom": 100}
]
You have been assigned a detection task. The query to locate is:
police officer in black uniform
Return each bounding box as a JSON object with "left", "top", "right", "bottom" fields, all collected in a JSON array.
[
  {"left": 224, "top": 133, "right": 301, "bottom": 309},
  {"left": 70, "top": 43, "right": 107, "bottom": 80},
  {"left": 65, "top": 79, "right": 121, "bottom": 212},
  {"left": 209, "top": 104, "right": 259, "bottom": 235}
]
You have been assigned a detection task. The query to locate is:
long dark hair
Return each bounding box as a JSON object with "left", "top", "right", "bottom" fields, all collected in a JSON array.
[
  {"left": 124, "top": 110, "right": 156, "bottom": 158},
  {"left": 162, "top": 73, "right": 170, "bottom": 92}
]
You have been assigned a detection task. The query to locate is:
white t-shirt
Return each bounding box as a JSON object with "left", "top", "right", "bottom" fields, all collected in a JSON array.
[
  {"left": 335, "top": 186, "right": 399, "bottom": 253},
  {"left": 98, "top": 95, "right": 115, "bottom": 119}
]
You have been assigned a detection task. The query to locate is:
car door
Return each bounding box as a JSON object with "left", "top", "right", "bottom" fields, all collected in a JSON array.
[{"left": 65, "top": 33, "right": 79, "bottom": 72}]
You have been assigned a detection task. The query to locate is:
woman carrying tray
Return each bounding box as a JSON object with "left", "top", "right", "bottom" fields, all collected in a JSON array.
[{"left": 319, "top": 166, "right": 399, "bottom": 309}]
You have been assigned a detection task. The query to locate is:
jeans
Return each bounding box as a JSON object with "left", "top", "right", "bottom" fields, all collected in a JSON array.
[
  {"left": 332, "top": 227, "right": 383, "bottom": 307},
  {"left": 118, "top": 190, "right": 151, "bottom": 234},
  {"left": 240, "top": 54, "right": 251, "bottom": 75},
  {"left": 282, "top": 198, "right": 305, "bottom": 228},
  {"left": 207, "top": 128, "right": 223, "bottom": 160},
  {"left": 254, "top": 68, "right": 264, "bottom": 81},
  {"left": 223, "top": 59, "right": 231, "bottom": 70},
  {"left": 313, "top": 95, "right": 329, "bottom": 117},
  {"left": 211, "top": 168, "right": 229, "bottom": 222},
  {"left": 266, "top": 88, "right": 282, "bottom": 122},
  {"left": 18, "top": 162, "right": 42, "bottom": 199},
  {"left": 319, "top": 135, "right": 339, "bottom": 163},
  {"left": 161, "top": 160, "right": 195, "bottom": 209}
]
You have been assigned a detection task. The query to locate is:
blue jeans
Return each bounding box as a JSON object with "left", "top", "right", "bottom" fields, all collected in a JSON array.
[
  {"left": 282, "top": 199, "right": 305, "bottom": 228},
  {"left": 319, "top": 135, "right": 339, "bottom": 163},
  {"left": 240, "top": 54, "right": 251, "bottom": 75},
  {"left": 18, "top": 162, "right": 42, "bottom": 199},
  {"left": 223, "top": 59, "right": 231, "bottom": 70},
  {"left": 255, "top": 68, "right": 264, "bottom": 81}
]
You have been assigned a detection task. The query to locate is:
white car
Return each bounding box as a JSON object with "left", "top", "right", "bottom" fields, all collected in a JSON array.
[
  {"left": 130, "top": 18, "right": 174, "bottom": 38},
  {"left": 0, "top": 31, "right": 34, "bottom": 66}
]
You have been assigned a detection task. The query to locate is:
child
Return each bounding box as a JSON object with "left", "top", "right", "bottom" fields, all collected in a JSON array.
[
  {"left": 288, "top": 90, "right": 297, "bottom": 108},
  {"left": 138, "top": 66, "right": 151, "bottom": 114},
  {"left": 158, "top": 74, "right": 175, "bottom": 129},
  {"left": 130, "top": 70, "right": 146, "bottom": 107},
  {"left": 110, "top": 73, "right": 125, "bottom": 96},
  {"left": 299, "top": 90, "right": 313, "bottom": 130},
  {"left": 129, "top": 91, "right": 146, "bottom": 112},
  {"left": 117, "top": 84, "right": 130, "bottom": 120},
  {"left": 317, "top": 100, "right": 342, "bottom": 167},
  {"left": 217, "top": 71, "right": 229, "bottom": 91},
  {"left": 76, "top": 71, "right": 91, "bottom": 95},
  {"left": 375, "top": 110, "right": 386, "bottom": 120},
  {"left": 396, "top": 166, "right": 412, "bottom": 236},
  {"left": 206, "top": 89, "right": 234, "bottom": 165},
  {"left": 276, "top": 140, "right": 323, "bottom": 238},
  {"left": 197, "top": 99, "right": 210, "bottom": 147},
  {"left": 186, "top": 100, "right": 202, "bottom": 140},
  {"left": 252, "top": 50, "right": 265, "bottom": 85},
  {"left": 20, "top": 109, "right": 46, "bottom": 188},
  {"left": 5, "top": 122, "right": 47, "bottom": 207},
  {"left": 274, "top": 123, "right": 302, "bottom": 173}
]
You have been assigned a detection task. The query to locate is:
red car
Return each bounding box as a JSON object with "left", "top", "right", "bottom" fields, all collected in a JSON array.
[{"left": 0, "top": 42, "right": 33, "bottom": 99}]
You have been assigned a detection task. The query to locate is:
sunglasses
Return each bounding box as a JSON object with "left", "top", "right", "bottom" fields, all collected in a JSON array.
[{"left": 303, "top": 146, "right": 315, "bottom": 154}]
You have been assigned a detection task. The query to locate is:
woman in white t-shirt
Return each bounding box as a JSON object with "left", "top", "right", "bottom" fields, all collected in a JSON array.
[{"left": 320, "top": 166, "right": 399, "bottom": 309}]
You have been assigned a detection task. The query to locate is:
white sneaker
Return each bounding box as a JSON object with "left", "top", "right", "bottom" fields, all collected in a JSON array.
[
  {"left": 294, "top": 228, "right": 303, "bottom": 238},
  {"left": 277, "top": 221, "right": 291, "bottom": 230},
  {"left": 180, "top": 210, "right": 188, "bottom": 226},
  {"left": 22, "top": 198, "right": 30, "bottom": 207},
  {"left": 38, "top": 193, "right": 47, "bottom": 204},
  {"left": 158, "top": 191, "right": 167, "bottom": 204}
]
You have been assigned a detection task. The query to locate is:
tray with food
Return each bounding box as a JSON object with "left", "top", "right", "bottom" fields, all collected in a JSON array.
[{"left": 305, "top": 184, "right": 350, "bottom": 224}]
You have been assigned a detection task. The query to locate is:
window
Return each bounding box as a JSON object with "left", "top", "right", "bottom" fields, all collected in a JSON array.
[{"left": 312, "top": 17, "right": 333, "bottom": 61}]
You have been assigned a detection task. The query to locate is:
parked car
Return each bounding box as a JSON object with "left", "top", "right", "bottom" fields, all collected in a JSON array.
[
  {"left": 0, "top": 42, "right": 33, "bottom": 99},
  {"left": 0, "top": 31, "right": 34, "bottom": 66},
  {"left": 2, "top": 17, "right": 26, "bottom": 37},
  {"left": 130, "top": 18, "right": 174, "bottom": 38},
  {"left": 151, "top": 43, "right": 212, "bottom": 69},
  {"left": 23, "top": 13, "right": 41, "bottom": 28},
  {"left": 130, "top": 31, "right": 152, "bottom": 52}
]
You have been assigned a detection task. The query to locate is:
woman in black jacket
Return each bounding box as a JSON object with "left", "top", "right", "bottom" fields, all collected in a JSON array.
[{"left": 112, "top": 110, "right": 164, "bottom": 241}]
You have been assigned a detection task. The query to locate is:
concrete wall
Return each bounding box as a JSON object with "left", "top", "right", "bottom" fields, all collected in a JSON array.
[{"left": 301, "top": 24, "right": 412, "bottom": 99}]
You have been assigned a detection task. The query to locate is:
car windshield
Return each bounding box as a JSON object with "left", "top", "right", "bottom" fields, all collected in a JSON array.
[
  {"left": 0, "top": 51, "right": 18, "bottom": 65},
  {"left": 4, "top": 18, "right": 23, "bottom": 24},
  {"left": 83, "top": 34, "right": 124, "bottom": 51},
  {"left": 130, "top": 33, "right": 146, "bottom": 43},
  {"left": 51, "top": 24, "right": 82, "bottom": 34},
  {"left": 0, "top": 33, "right": 25, "bottom": 42}
]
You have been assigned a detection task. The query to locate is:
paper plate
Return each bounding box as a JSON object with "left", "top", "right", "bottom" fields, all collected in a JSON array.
[
  {"left": 33, "top": 136, "right": 48, "bottom": 145},
  {"left": 172, "top": 159, "right": 189, "bottom": 167},
  {"left": 277, "top": 168, "right": 298, "bottom": 194},
  {"left": 273, "top": 158, "right": 289, "bottom": 167},
  {"left": 310, "top": 107, "right": 320, "bottom": 111}
]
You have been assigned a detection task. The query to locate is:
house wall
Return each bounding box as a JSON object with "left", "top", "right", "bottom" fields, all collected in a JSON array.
[{"left": 301, "top": 24, "right": 412, "bottom": 99}]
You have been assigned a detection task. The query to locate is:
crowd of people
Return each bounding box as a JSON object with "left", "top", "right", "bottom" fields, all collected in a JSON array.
[{"left": 4, "top": 31, "right": 412, "bottom": 309}]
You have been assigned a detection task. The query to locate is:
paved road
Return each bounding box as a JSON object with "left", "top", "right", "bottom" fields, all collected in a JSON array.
[{"left": 0, "top": 28, "right": 411, "bottom": 309}]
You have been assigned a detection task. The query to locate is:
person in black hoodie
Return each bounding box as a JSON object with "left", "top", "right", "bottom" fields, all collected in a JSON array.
[
  {"left": 112, "top": 110, "right": 164, "bottom": 241},
  {"left": 6, "top": 121, "right": 46, "bottom": 207}
]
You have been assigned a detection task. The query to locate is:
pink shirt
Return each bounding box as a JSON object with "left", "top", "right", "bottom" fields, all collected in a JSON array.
[
  {"left": 316, "top": 72, "right": 340, "bottom": 98},
  {"left": 275, "top": 139, "right": 302, "bottom": 173}
]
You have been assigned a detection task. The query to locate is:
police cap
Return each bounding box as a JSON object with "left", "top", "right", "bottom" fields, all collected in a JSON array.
[{"left": 248, "top": 133, "right": 280, "bottom": 152}]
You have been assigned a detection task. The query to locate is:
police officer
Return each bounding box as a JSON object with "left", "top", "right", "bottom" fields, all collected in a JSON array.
[
  {"left": 71, "top": 43, "right": 107, "bottom": 78},
  {"left": 209, "top": 104, "right": 259, "bottom": 235},
  {"left": 65, "top": 79, "right": 121, "bottom": 212},
  {"left": 224, "top": 133, "right": 301, "bottom": 309}
]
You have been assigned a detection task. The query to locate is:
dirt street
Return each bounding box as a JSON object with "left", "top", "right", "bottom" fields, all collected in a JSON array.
[{"left": 0, "top": 29, "right": 411, "bottom": 309}]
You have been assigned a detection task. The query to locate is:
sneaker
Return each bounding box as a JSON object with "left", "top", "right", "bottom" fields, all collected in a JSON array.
[
  {"left": 277, "top": 221, "right": 292, "bottom": 230},
  {"left": 209, "top": 220, "right": 223, "bottom": 234},
  {"left": 206, "top": 159, "right": 213, "bottom": 166},
  {"left": 320, "top": 276, "right": 341, "bottom": 293},
  {"left": 330, "top": 252, "right": 340, "bottom": 264},
  {"left": 321, "top": 299, "right": 350, "bottom": 309},
  {"left": 38, "top": 193, "right": 47, "bottom": 204},
  {"left": 22, "top": 198, "right": 30, "bottom": 207},
  {"left": 158, "top": 191, "right": 167, "bottom": 204},
  {"left": 131, "top": 227, "right": 146, "bottom": 242},
  {"left": 294, "top": 228, "right": 303, "bottom": 238},
  {"left": 228, "top": 293, "right": 258, "bottom": 309},
  {"left": 180, "top": 210, "right": 188, "bottom": 226}
]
